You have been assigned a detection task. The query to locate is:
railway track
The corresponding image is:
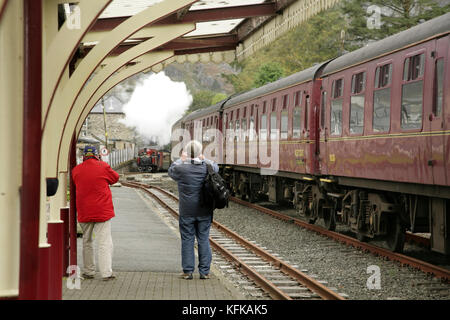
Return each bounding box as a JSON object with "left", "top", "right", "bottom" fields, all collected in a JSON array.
[
  {"left": 230, "top": 196, "right": 450, "bottom": 282},
  {"left": 121, "top": 181, "right": 345, "bottom": 300}
]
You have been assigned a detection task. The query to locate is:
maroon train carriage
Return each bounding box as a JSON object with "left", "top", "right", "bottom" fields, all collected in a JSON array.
[{"left": 171, "top": 13, "right": 450, "bottom": 255}]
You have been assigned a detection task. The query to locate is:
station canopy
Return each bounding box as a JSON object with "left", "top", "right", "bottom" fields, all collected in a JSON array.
[{"left": 78, "top": 0, "right": 287, "bottom": 57}]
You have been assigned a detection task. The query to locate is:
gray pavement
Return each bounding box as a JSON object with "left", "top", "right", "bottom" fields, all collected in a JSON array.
[
  {"left": 110, "top": 186, "right": 182, "bottom": 272},
  {"left": 63, "top": 186, "right": 240, "bottom": 300}
]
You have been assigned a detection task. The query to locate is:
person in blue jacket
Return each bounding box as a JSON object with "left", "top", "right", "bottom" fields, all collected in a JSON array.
[{"left": 168, "top": 140, "right": 219, "bottom": 280}]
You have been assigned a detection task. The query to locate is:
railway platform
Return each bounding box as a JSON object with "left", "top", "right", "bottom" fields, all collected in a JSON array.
[{"left": 62, "top": 186, "right": 243, "bottom": 300}]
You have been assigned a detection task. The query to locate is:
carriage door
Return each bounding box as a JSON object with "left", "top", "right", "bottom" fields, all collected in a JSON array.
[
  {"left": 430, "top": 37, "right": 448, "bottom": 186},
  {"left": 428, "top": 37, "right": 450, "bottom": 255},
  {"left": 319, "top": 88, "right": 328, "bottom": 175}
]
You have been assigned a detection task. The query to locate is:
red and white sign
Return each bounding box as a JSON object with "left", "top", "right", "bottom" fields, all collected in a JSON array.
[{"left": 100, "top": 147, "right": 109, "bottom": 156}]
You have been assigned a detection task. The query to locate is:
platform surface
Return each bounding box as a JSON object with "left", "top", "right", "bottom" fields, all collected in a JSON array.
[{"left": 63, "top": 186, "right": 241, "bottom": 300}]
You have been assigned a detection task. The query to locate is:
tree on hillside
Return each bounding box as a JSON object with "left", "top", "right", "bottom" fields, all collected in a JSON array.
[
  {"left": 211, "top": 93, "right": 228, "bottom": 105},
  {"left": 341, "top": 0, "right": 450, "bottom": 43},
  {"left": 253, "top": 62, "right": 285, "bottom": 88},
  {"left": 188, "top": 90, "right": 216, "bottom": 113},
  {"left": 222, "top": 62, "right": 257, "bottom": 93},
  {"left": 273, "top": 8, "right": 349, "bottom": 72},
  {"left": 225, "top": 7, "right": 349, "bottom": 93},
  {"left": 185, "top": 90, "right": 228, "bottom": 114}
]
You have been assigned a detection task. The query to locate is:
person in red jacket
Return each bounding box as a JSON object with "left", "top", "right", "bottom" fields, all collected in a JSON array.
[{"left": 72, "top": 145, "right": 119, "bottom": 281}]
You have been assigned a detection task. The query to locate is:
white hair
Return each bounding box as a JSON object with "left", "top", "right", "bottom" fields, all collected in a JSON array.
[{"left": 184, "top": 140, "right": 203, "bottom": 158}]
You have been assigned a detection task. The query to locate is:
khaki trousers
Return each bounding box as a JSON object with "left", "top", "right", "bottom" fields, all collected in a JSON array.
[{"left": 80, "top": 220, "right": 113, "bottom": 278}]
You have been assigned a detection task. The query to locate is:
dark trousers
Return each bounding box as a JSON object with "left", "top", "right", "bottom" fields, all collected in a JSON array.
[{"left": 178, "top": 215, "right": 212, "bottom": 275}]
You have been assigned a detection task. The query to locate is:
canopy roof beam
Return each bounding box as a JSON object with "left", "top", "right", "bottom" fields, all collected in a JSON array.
[{"left": 90, "top": 2, "right": 277, "bottom": 32}]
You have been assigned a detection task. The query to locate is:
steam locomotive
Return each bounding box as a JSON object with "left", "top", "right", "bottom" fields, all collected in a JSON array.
[{"left": 136, "top": 148, "right": 171, "bottom": 172}]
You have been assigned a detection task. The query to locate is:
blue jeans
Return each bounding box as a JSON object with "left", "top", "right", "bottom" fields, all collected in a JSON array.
[{"left": 179, "top": 215, "right": 212, "bottom": 275}]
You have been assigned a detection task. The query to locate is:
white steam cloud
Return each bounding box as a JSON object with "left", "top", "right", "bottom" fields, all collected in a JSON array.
[{"left": 120, "top": 72, "right": 192, "bottom": 146}]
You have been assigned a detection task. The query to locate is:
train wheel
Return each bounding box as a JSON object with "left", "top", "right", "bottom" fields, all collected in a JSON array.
[
  {"left": 323, "top": 207, "right": 336, "bottom": 231},
  {"left": 356, "top": 232, "right": 368, "bottom": 242},
  {"left": 305, "top": 204, "right": 317, "bottom": 224},
  {"left": 298, "top": 185, "right": 315, "bottom": 224},
  {"left": 385, "top": 215, "right": 406, "bottom": 253},
  {"left": 248, "top": 186, "right": 258, "bottom": 203}
]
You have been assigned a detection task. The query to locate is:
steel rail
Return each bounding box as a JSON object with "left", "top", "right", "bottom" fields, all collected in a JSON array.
[
  {"left": 121, "top": 181, "right": 344, "bottom": 300},
  {"left": 230, "top": 196, "right": 450, "bottom": 281},
  {"left": 121, "top": 182, "right": 292, "bottom": 300},
  {"left": 212, "top": 221, "right": 344, "bottom": 300},
  {"left": 405, "top": 232, "right": 431, "bottom": 248},
  {"left": 208, "top": 238, "right": 293, "bottom": 300}
]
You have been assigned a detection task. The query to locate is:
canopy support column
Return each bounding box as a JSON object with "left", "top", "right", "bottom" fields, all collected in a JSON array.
[{"left": 19, "top": 0, "right": 42, "bottom": 300}]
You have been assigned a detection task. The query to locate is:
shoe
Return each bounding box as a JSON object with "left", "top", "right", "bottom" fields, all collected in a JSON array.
[
  {"left": 81, "top": 273, "right": 95, "bottom": 279},
  {"left": 199, "top": 274, "right": 210, "bottom": 280},
  {"left": 101, "top": 274, "right": 116, "bottom": 281},
  {"left": 181, "top": 273, "right": 193, "bottom": 280}
]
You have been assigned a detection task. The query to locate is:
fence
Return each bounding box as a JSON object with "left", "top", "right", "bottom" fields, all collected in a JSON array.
[{"left": 105, "top": 147, "right": 135, "bottom": 168}]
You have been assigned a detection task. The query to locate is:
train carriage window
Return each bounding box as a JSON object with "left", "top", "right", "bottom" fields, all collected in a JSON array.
[
  {"left": 205, "top": 118, "right": 210, "bottom": 142},
  {"left": 330, "top": 79, "right": 343, "bottom": 136},
  {"left": 249, "top": 117, "right": 255, "bottom": 141},
  {"left": 350, "top": 71, "right": 366, "bottom": 134},
  {"left": 305, "top": 95, "right": 310, "bottom": 132},
  {"left": 350, "top": 96, "right": 365, "bottom": 134},
  {"left": 332, "top": 78, "right": 343, "bottom": 98},
  {"left": 270, "top": 112, "right": 278, "bottom": 140},
  {"left": 373, "top": 63, "right": 392, "bottom": 132},
  {"left": 197, "top": 121, "right": 203, "bottom": 142},
  {"left": 375, "top": 63, "right": 392, "bottom": 88},
  {"left": 294, "top": 91, "right": 302, "bottom": 106},
  {"left": 260, "top": 114, "right": 267, "bottom": 141},
  {"left": 403, "top": 53, "right": 425, "bottom": 81},
  {"left": 228, "top": 119, "right": 234, "bottom": 141},
  {"left": 331, "top": 100, "right": 343, "bottom": 135},
  {"left": 401, "top": 82, "right": 423, "bottom": 129},
  {"left": 293, "top": 107, "right": 302, "bottom": 138},
  {"left": 320, "top": 91, "right": 327, "bottom": 129},
  {"left": 235, "top": 120, "right": 240, "bottom": 141},
  {"left": 352, "top": 71, "right": 366, "bottom": 94},
  {"left": 241, "top": 118, "right": 247, "bottom": 141},
  {"left": 281, "top": 111, "right": 288, "bottom": 140},
  {"left": 434, "top": 58, "right": 444, "bottom": 117},
  {"left": 282, "top": 94, "right": 289, "bottom": 109},
  {"left": 203, "top": 129, "right": 209, "bottom": 143},
  {"left": 401, "top": 54, "right": 424, "bottom": 130}
]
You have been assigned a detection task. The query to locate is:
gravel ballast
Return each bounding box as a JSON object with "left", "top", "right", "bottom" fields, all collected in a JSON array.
[{"left": 137, "top": 174, "right": 450, "bottom": 300}]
